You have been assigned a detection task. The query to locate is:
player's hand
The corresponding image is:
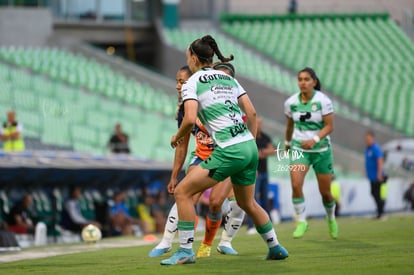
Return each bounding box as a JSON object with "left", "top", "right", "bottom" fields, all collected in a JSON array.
[
  {"left": 170, "top": 135, "right": 182, "bottom": 148},
  {"left": 170, "top": 135, "right": 177, "bottom": 148},
  {"left": 167, "top": 179, "right": 177, "bottom": 194},
  {"left": 301, "top": 139, "right": 316, "bottom": 150}
]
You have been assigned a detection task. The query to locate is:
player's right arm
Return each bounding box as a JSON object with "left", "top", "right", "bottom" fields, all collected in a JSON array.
[
  {"left": 167, "top": 132, "right": 190, "bottom": 194},
  {"left": 284, "top": 98, "right": 294, "bottom": 151},
  {"left": 285, "top": 117, "right": 294, "bottom": 151}
]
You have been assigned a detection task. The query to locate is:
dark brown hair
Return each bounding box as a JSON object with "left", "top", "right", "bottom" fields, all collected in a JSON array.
[
  {"left": 213, "top": 62, "right": 235, "bottom": 77},
  {"left": 299, "top": 67, "right": 321, "bottom": 91},
  {"left": 189, "top": 35, "right": 234, "bottom": 65},
  {"left": 179, "top": 65, "right": 192, "bottom": 77}
]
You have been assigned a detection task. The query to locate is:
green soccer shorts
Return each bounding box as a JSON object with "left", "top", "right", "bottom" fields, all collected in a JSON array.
[
  {"left": 289, "top": 146, "right": 334, "bottom": 174},
  {"left": 200, "top": 139, "right": 258, "bottom": 186}
]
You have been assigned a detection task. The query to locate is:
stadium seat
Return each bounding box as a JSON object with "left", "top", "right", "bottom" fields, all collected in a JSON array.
[
  {"left": 41, "top": 117, "right": 72, "bottom": 147},
  {"left": 0, "top": 47, "right": 173, "bottom": 120},
  {"left": 162, "top": 27, "right": 368, "bottom": 125},
  {"left": 17, "top": 109, "right": 41, "bottom": 138},
  {"left": 220, "top": 14, "right": 414, "bottom": 135}
]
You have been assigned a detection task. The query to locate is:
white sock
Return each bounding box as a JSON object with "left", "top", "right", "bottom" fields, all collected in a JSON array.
[
  {"left": 293, "top": 197, "right": 307, "bottom": 222},
  {"left": 324, "top": 201, "right": 336, "bottom": 221},
  {"left": 219, "top": 199, "right": 245, "bottom": 247},
  {"left": 155, "top": 203, "right": 178, "bottom": 249},
  {"left": 178, "top": 220, "right": 195, "bottom": 250},
  {"left": 257, "top": 220, "right": 279, "bottom": 248}
]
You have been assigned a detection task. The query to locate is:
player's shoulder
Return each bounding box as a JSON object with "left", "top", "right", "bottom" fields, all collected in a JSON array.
[
  {"left": 184, "top": 72, "right": 199, "bottom": 85},
  {"left": 285, "top": 93, "right": 299, "bottom": 105},
  {"left": 314, "top": 90, "right": 332, "bottom": 102}
]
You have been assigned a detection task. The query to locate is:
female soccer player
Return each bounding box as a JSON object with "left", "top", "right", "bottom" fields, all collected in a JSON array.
[
  {"left": 284, "top": 67, "right": 338, "bottom": 239},
  {"left": 149, "top": 65, "right": 244, "bottom": 257},
  {"left": 196, "top": 62, "right": 245, "bottom": 257},
  {"left": 160, "top": 35, "right": 288, "bottom": 265}
]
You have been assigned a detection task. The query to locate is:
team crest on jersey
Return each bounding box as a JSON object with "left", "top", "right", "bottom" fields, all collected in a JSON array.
[{"left": 311, "top": 103, "right": 317, "bottom": 112}]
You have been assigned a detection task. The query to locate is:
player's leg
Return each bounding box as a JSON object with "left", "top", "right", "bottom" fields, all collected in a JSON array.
[
  {"left": 316, "top": 173, "right": 338, "bottom": 239},
  {"left": 314, "top": 149, "right": 338, "bottom": 239},
  {"left": 149, "top": 163, "right": 202, "bottom": 257},
  {"left": 197, "top": 177, "right": 232, "bottom": 258},
  {"left": 246, "top": 177, "right": 261, "bottom": 233},
  {"left": 232, "top": 183, "right": 288, "bottom": 260},
  {"left": 160, "top": 165, "right": 218, "bottom": 265},
  {"left": 230, "top": 140, "right": 287, "bottom": 260},
  {"left": 290, "top": 163, "right": 309, "bottom": 238},
  {"left": 218, "top": 187, "right": 245, "bottom": 255}
]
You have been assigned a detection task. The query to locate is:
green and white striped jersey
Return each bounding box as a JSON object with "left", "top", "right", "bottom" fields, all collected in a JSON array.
[
  {"left": 181, "top": 68, "right": 253, "bottom": 148},
  {"left": 284, "top": 91, "right": 333, "bottom": 152}
]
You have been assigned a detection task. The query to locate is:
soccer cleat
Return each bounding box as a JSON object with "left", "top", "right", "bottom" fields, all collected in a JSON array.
[
  {"left": 148, "top": 246, "right": 171, "bottom": 258},
  {"left": 196, "top": 243, "right": 212, "bottom": 258},
  {"left": 160, "top": 248, "right": 196, "bottom": 265},
  {"left": 327, "top": 219, "right": 338, "bottom": 239},
  {"left": 293, "top": 221, "right": 309, "bottom": 238},
  {"left": 265, "top": 244, "right": 289, "bottom": 260},
  {"left": 217, "top": 245, "right": 238, "bottom": 255}
]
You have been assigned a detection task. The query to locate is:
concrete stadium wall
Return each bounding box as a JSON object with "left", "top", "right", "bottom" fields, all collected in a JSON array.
[
  {"left": 0, "top": 8, "right": 53, "bottom": 46},
  {"left": 155, "top": 20, "right": 187, "bottom": 79}
]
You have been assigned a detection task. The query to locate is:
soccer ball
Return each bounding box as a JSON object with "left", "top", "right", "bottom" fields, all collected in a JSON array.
[{"left": 81, "top": 224, "right": 102, "bottom": 243}]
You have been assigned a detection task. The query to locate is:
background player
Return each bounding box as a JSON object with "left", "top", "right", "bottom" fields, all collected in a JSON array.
[{"left": 284, "top": 67, "right": 338, "bottom": 239}]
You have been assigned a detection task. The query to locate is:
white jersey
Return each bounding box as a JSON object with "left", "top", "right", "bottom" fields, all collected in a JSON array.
[
  {"left": 181, "top": 68, "right": 253, "bottom": 148},
  {"left": 284, "top": 90, "right": 333, "bottom": 152}
]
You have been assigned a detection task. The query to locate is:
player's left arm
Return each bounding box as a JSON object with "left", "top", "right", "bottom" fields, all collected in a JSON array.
[
  {"left": 238, "top": 94, "right": 257, "bottom": 139},
  {"left": 302, "top": 113, "right": 333, "bottom": 149},
  {"left": 302, "top": 94, "right": 334, "bottom": 149},
  {"left": 171, "top": 99, "right": 198, "bottom": 148},
  {"left": 318, "top": 113, "right": 334, "bottom": 139}
]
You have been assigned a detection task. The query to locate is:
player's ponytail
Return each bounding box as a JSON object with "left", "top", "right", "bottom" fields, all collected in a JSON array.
[
  {"left": 201, "top": 35, "right": 234, "bottom": 63},
  {"left": 299, "top": 67, "right": 321, "bottom": 91},
  {"left": 189, "top": 35, "right": 234, "bottom": 65}
]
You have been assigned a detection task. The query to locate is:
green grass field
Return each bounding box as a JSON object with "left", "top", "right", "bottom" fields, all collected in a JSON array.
[{"left": 1, "top": 214, "right": 414, "bottom": 274}]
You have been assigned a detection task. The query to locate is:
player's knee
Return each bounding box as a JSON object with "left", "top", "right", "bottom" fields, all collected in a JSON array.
[
  {"left": 173, "top": 186, "right": 189, "bottom": 201},
  {"left": 237, "top": 200, "right": 255, "bottom": 214}
]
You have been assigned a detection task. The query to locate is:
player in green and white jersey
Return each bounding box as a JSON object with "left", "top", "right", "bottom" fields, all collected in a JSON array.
[
  {"left": 160, "top": 35, "right": 288, "bottom": 266},
  {"left": 284, "top": 67, "right": 338, "bottom": 240}
]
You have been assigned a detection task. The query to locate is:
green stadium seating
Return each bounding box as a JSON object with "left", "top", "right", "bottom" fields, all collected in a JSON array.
[
  {"left": 17, "top": 109, "right": 42, "bottom": 138},
  {"left": 0, "top": 83, "right": 13, "bottom": 106},
  {"left": 0, "top": 47, "right": 177, "bottom": 119},
  {"left": 41, "top": 117, "right": 72, "bottom": 147},
  {"left": 0, "top": 43, "right": 203, "bottom": 161},
  {"left": 163, "top": 28, "right": 367, "bottom": 125},
  {"left": 220, "top": 14, "right": 414, "bottom": 136}
]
